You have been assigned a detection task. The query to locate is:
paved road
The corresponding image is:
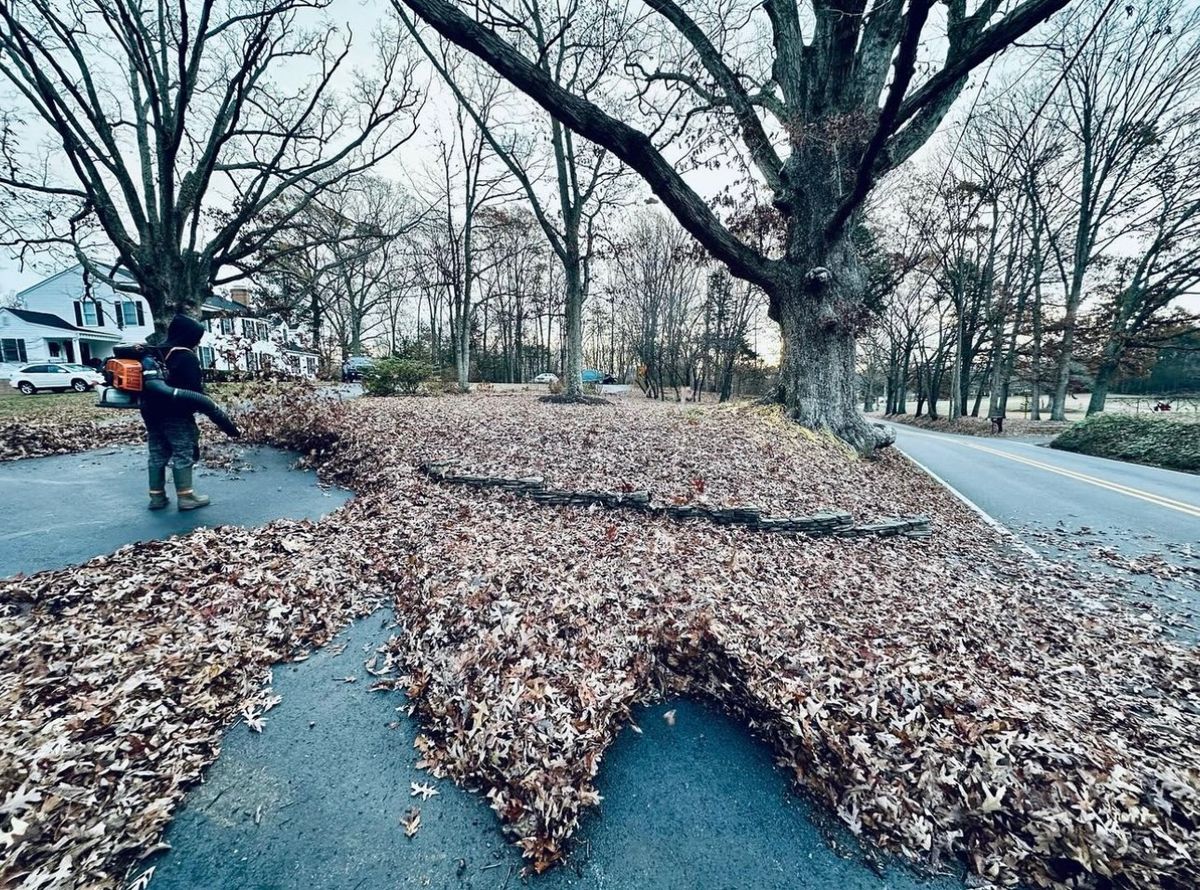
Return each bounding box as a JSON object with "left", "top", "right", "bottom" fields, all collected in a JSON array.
[{"left": 894, "top": 426, "right": 1199, "bottom": 627}]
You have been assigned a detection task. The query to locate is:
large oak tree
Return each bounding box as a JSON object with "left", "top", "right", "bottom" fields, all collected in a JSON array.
[
  {"left": 0, "top": 0, "right": 421, "bottom": 328},
  {"left": 391, "top": 0, "right": 1071, "bottom": 451}
]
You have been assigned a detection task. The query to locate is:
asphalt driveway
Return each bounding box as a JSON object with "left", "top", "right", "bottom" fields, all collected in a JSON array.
[{"left": 0, "top": 444, "right": 349, "bottom": 577}]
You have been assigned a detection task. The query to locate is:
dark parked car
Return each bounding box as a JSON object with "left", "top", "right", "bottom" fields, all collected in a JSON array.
[{"left": 341, "top": 356, "right": 374, "bottom": 382}]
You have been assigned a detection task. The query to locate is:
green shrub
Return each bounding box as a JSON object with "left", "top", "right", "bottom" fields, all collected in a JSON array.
[
  {"left": 1050, "top": 413, "right": 1200, "bottom": 472},
  {"left": 361, "top": 357, "right": 434, "bottom": 396}
]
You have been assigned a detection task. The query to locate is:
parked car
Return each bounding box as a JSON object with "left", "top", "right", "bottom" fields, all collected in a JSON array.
[
  {"left": 532, "top": 372, "right": 558, "bottom": 384},
  {"left": 341, "top": 356, "right": 374, "bottom": 382},
  {"left": 9, "top": 362, "right": 104, "bottom": 394},
  {"left": 581, "top": 369, "right": 618, "bottom": 385}
]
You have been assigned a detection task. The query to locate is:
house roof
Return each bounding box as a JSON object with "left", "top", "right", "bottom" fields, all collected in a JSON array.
[
  {"left": 5, "top": 308, "right": 81, "bottom": 332},
  {"left": 13, "top": 263, "right": 136, "bottom": 301},
  {"left": 202, "top": 295, "right": 249, "bottom": 314},
  {"left": 281, "top": 343, "right": 320, "bottom": 356},
  {"left": 0, "top": 308, "right": 122, "bottom": 341}
]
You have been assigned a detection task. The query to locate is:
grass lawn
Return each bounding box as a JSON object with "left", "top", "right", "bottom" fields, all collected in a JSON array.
[
  {"left": 0, "top": 387, "right": 111, "bottom": 422},
  {"left": 2, "top": 392, "right": 1197, "bottom": 889},
  {"left": 1051, "top": 412, "right": 1200, "bottom": 472}
]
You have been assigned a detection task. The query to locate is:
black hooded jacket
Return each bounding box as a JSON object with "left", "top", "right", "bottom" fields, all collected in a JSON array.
[{"left": 140, "top": 314, "right": 206, "bottom": 422}]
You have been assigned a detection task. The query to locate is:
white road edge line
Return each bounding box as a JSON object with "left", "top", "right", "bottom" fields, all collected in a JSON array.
[
  {"left": 898, "top": 427, "right": 1200, "bottom": 518},
  {"left": 895, "top": 448, "right": 1041, "bottom": 559}
]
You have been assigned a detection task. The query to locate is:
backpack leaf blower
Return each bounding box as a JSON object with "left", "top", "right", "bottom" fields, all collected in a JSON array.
[{"left": 98, "top": 345, "right": 241, "bottom": 438}]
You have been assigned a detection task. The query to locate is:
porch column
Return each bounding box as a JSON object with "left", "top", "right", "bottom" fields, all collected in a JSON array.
[{"left": 71, "top": 338, "right": 81, "bottom": 364}]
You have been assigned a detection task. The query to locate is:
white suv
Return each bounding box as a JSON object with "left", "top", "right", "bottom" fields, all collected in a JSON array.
[{"left": 9, "top": 363, "right": 104, "bottom": 395}]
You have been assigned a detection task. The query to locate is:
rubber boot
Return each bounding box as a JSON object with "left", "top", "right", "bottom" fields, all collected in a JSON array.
[
  {"left": 173, "top": 465, "right": 211, "bottom": 511},
  {"left": 148, "top": 466, "right": 169, "bottom": 511}
]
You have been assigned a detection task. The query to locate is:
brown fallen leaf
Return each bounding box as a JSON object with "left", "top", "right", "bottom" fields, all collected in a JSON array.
[{"left": 401, "top": 807, "right": 421, "bottom": 838}]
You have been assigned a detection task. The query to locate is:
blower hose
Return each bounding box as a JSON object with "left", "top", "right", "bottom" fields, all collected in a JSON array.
[{"left": 143, "top": 378, "right": 242, "bottom": 438}]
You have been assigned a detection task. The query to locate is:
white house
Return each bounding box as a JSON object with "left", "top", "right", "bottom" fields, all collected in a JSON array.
[
  {"left": 2, "top": 267, "right": 318, "bottom": 379},
  {"left": 198, "top": 287, "right": 319, "bottom": 378},
  {"left": 1, "top": 265, "right": 154, "bottom": 369}
]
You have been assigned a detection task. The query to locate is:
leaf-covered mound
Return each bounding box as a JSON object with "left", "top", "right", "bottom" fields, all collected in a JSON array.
[
  {"left": 0, "top": 416, "right": 144, "bottom": 462},
  {"left": 254, "top": 394, "right": 1200, "bottom": 887},
  {"left": 1051, "top": 413, "right": 1200, "bottom": 472},
  {"left": 1, "top": 393, "right": 1197, "bottom": 889}
]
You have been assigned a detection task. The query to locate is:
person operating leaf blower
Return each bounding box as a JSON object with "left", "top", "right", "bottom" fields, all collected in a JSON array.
[{"left": 141, "top": 313, "right": 239, "bottom": 511}]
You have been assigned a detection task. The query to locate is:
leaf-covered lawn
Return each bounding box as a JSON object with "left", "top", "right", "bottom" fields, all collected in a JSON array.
[{"left": 2, "top": 393, "right": 1196, "bottom": 889}]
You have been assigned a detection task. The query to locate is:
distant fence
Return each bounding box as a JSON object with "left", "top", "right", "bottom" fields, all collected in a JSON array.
[{"left": 1114, "top": 394, "right": 1200, "bottom": 414}]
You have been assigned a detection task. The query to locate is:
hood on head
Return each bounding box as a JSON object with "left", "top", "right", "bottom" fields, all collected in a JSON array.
[{"left": 166, "top": 313, "right": 206, "bottom": 349}]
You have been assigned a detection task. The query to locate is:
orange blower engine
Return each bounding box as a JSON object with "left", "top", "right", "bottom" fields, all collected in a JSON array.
[
  {"left": 97, "top": 355, "right": 145, "bottom": 409},
  {"left": 96, "top": 344, "right": 241, "bottom": 438}
]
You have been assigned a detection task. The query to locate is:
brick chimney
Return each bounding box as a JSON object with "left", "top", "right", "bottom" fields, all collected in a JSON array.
[{"left": 230, "top": 286, "right": 251, "bottom": 307}]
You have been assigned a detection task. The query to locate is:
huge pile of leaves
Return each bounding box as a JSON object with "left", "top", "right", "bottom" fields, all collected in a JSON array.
[
  {"left": 0, "top": 417, "right": 143, "bottom": 462},
  {"left": 0, "top": 515, "right": 395, "bottom": 886},
  {"left": 1, "top": 392, "right": 1196, "bottom": 889}
]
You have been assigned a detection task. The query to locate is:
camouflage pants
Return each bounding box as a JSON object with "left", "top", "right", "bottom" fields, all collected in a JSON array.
[{"left": 146, "top": 417, "right": 200, "bottom": 472}]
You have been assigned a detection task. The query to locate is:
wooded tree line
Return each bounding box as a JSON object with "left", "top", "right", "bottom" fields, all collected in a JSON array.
[
  {"left": 865, "top": 0, "right": 1200, "bottom": 420},
  {"left": 4, "top": 0, "right": 1172, "bottom": 448},
  {"left": 256, "top": 174, "right": 770, "bottom": 399}
]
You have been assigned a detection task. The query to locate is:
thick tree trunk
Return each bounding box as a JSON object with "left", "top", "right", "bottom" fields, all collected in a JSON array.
[
  {"left": 1087, "top": 362, "right": 1116, "bottom": 415},
  {"left": 773, "top": 264, "right": 877, "bottom": 455},
  {"left": 1050, "top": 300, "right": 1079, "bottom": 421},
  {"left": 563, "top": 264, "right": 584, "bottom": 397},
  {"left": 1087, "top": 339, "right": 1122, "bottom": 415},
  {"left": 140, "top": 256, "right": 210, "bottom": 339}
]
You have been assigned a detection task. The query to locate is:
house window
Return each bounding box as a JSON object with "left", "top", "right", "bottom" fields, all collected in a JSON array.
[
  {"left": 246, "top": 350, "right": 259, "bottom": 371},
  {"left": 306, "top": 356, "right": 317, "bottom": 376},
  {"left": 121, "top": 301, "right": 140, "bottom": 326},
  {"left": 2, "top": 338, "right": 28, "bottom": 363},
  {"left": 48, "top": 342, "right": 61, "bottom": 358},
  {"left": 81, "top": 302, "right": 98, "bottom": 325},
  {"left": 241, "top": 318, "right": 255, "bottom": 339},
  {"left": 220, "top": 317, "right": 234, "bottom": 335},
  {"left": 199, "top": 346, "right": 215, "bottom": 369},
  {"left": 256, "top": 321, "right": 270, "bottom": 341},
  {"left": 259, "top": 353, "right": 272, "bottom": 370}
]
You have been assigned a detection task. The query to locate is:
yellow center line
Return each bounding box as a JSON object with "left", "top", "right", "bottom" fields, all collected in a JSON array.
[{"left": 898, "top": 430, "right": 1200, "bottom": 519}]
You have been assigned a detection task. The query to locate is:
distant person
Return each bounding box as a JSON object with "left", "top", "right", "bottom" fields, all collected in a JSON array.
[{"left": 141, "top": 314, "right": 212, "bottom": 511}]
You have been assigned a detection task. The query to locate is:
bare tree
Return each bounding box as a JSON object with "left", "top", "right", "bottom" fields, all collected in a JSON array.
[
  {"left": 1039, "top": 0, "right": 1200, "bottom": 418},
  {"left": 391, "top": 0, "right": 1070, "bottom": 451},
  {"left": 0, "top": 0, "right": 421, "bottom": 328},
  {"left": 700, "top": 269, "right": 758, "bottom": 402},
  {"left": 396, "top": 0, "right": 630, "bottom": 399},
  {"left": 412, "top": 89, "right": 517, "bottom": 388},
  {"left": 612, "top": 211, "right": 703, "bottom": 400},
  {"left": 1083, "top": 136, "right": 1200, "bottom": 413}
]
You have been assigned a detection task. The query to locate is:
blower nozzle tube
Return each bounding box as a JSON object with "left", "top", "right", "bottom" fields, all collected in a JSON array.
[{"left": 143, "top": 378, "right": 242, "bottom": 438}]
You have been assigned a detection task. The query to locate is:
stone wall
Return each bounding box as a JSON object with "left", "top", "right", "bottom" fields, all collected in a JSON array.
[{"left": 419, "top": 463, "right": 931, "bottom": 539}]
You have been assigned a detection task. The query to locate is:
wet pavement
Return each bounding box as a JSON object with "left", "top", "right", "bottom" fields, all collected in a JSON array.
[{"left": 0, "top": 444, "right": 349, "bottom": 577}]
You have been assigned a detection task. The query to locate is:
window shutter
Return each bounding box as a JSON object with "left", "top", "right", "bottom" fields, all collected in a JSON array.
[
  {"left": 95, "top": 301, "right": 105, "bottom": 326},
  {"left": 114, "top": 302, "right": 124, "bottom": 329},
  {"left": 73, "top": 302, "right": 83, "bottom": 326},
  {"left": 18, "top": 339, "right": 26, "bottom": 363},
  {"left": 135, "top": 302, "right": 145, "bottom": 326}
]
